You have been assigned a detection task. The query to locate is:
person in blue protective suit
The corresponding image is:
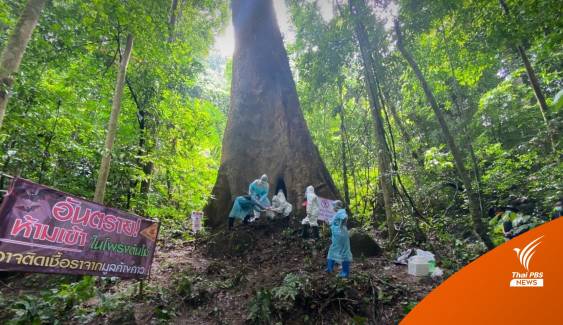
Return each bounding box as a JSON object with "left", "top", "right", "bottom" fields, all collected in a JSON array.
[
  {"left": 228, "top": 196, "right": 253, "bottom": 230},
  {"left": 248, "top": 174, "right": 270, "bottom": 221},
  {"left": 326, "top": 200, "right": 353, "bottom": 278},
  {"left": 228, "top": 195, "right": 265, "bottom": 230}
]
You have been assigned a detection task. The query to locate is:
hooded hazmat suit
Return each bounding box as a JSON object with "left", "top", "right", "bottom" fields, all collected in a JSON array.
[
  {"left": 327, "top": 208, "right": 353, "bottom": 263},
  {"left": 271, "top": 190, "right": 292, "bottom": 218},
  {"left": 301, "top": 185, "right": 319, "bottom": 226},
  {"left": 228, "top": 195, "right": 256, "bottom": 220},
  {"left": 249, "top": 175, "right": 270, "bottom": 208},
  {"left": 326, "top": 205, "right": 352, "bottom": 277}
]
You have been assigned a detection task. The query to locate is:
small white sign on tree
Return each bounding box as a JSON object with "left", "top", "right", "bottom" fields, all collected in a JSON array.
[{"left": 191, "top": 211, "right": 203, "bottom": 233}]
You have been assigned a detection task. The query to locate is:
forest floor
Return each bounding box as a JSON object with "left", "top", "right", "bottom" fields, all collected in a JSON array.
[{"left": 0, "top": 218, "right": 441, "bottom": 324}]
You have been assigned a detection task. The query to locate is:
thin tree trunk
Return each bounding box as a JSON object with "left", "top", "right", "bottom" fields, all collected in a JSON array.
[
  {"left": 168, "top": 0, "right": 180, "bottom": 42},
  {"left": 345, "top": 125, "right": 359, "bottom": 211},
  {"left": 126, "top": 179, "right": 133, "bottom": 210},
  {"left": 0, "top": 139, "right": 16, "bottom": 188},
  {"left": 0, "top": 103, "right": 32, "bottom": 186},
  {"left": 378, "top": 85, "right": 425, "bottom": 167},
  {"left": 125, "top": 77, "right": 153, "bottom": 210},
  {"left": 498, "top": 0, "right": 555, "bottom": 152},
  {"left": 94, "top": 34, "right": 134, "bottom": 204},
  {"left": 0, "top": 0, "right": 47, "bottom": 129},
  {"left": 337, "top": 83, "right": 351, "bottom": 206},
  {"left": 468, "top": 144, "right": 483, "bottom": 215},
  {"left": 132, "top": 0, "right": 180, "bottom": 204},
  {"left": 339, "top": 110, "right": 351, "bottom": 206},
  {"left": 140, "top": 162, "right": 154, "bottom": 195},
  {"left": 379, "top": 88, "right": 425, "bottom": 220},
  {"left": 39, "top": 99, "right": 61, "bottom": 184},
  {"left": 363, "top": 116, "right": 372, "bottom": 216},
  {"left": 349, "top": 0, "right": 395, "bottom": 241},
  {"left": 515, "top": 45, "right": 549, "bottom": 120},
  {"left": 439, "top": 20, "right": 485, "bottom": 217},
  {"left": 394, "top": 20, "right": 494, "bottom": 249}
]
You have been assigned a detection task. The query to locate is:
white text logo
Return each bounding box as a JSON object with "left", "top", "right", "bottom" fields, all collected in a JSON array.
[{"left": 510, "top": 236, "right": 544, "bottom": 287}]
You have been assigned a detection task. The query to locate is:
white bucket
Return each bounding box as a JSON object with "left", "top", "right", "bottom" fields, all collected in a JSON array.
[{"left": 408, "top": 256, "right": 430, "bottom": 276}]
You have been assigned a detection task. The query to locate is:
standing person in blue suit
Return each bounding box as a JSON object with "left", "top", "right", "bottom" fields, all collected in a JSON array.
[{"left": 326, "top": 200, "right": 353, "bottom": 278}]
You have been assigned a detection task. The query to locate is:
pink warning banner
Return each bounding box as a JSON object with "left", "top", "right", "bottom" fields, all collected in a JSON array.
[
  {"left": 318, "top": 196, "right": 337, "bottom": 223},
  {"left": 0, "top": 178, "right": 159, "bottom": 278}
]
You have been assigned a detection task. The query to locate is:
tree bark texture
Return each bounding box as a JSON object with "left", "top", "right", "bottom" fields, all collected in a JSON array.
[
  {"left": 349, "top": 0, "right": 396, "bottom": 241},
  {"left": 0, "top": 0, "right": 47, "bottom": 129},
  {"left": 94, "top": 34, "right": 134, "bottom": 204},
  {"left": 394, "top": 21, "right": 494, "bottom": 249},
  {"left": 204, "top": 0, "right": 340, "bottom": 229}
]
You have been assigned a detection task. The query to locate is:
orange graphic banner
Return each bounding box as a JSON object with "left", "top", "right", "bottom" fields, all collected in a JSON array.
[{"left": 402, "top": 217, "right": 563, "bottom": 324}]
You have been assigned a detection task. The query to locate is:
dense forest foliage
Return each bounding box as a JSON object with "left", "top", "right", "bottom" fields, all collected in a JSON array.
[
  {"left": 290, "top": 0, "right": 561, "bottom": 253},
  {"left": 0, "top": 0, "right": 561, "bottom": 323},
  {"left": 0, "top": 0, "right": 229, "bottom": 235}
]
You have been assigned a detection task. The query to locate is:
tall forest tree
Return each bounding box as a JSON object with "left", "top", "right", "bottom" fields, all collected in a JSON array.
[
  {"left": 394, "top": 20, "right": 494, "bottom": 249},
  {"left": 204, "top": 0, "right": 340, "bottom": 228},
  {"left": 0, "top": 0, "right": 47, "bottom": 129},
  {"left": 349, "top": 0, "right": 396, "bottom": 240}
]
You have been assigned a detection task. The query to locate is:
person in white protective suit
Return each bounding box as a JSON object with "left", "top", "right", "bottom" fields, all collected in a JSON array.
[
  {"left": 271, "top": 189, "right": 293, "bottom": 222},
  {"left": 301, "top": 185, "right": 320, "bottom": 239}
]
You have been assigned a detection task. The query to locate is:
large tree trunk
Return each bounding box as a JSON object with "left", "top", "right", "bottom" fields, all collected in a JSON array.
[
  {"left": 94, "top": 34, "right": 134, "bottom": 204},
  {"left": 349, "top": 0, "right": 396, "bottom": 241},
  {"left": 394, "top": 21, "right": 494, "bottom": 249},
  {"left": 0, "top": 0, "right": 47, "bottom": 130},
  {"left": 204, "top": 0, "right": 340, "bottom": 229}
]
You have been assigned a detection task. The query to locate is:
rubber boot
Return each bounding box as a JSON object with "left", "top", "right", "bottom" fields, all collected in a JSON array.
[
  {"left": 326, "top": 259, "right": 335, "bottom": 273},
  {"left": 243, "top": 215, "right": 251, "bottom": 225},
  {"left": 311, "top": 226, "right": 319, "bottom": 239},
  {"left": 301, "top": 224, "right": 310, "bottom": 239},
  {"left": 339, "top": 261, "right": 350, "bottom": 278},
  {"left": 228, "top": 217, "right": 234, "bottom": 230}
]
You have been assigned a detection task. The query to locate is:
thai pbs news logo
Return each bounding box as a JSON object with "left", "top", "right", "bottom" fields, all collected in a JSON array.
[{"left": 510, "top": 236, "right": 544, "bottom": 287}]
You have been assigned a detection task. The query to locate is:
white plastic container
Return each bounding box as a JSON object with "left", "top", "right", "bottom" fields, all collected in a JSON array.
[{"left": 408, "top": 256, "right": 430, "bottom": 276}]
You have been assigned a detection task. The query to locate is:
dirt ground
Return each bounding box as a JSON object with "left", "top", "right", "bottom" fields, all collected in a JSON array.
[{"left": 0, "top": 218, "right": 440, "bottom": 324}]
